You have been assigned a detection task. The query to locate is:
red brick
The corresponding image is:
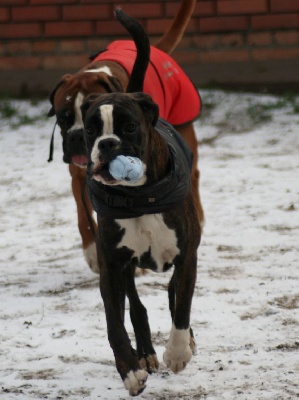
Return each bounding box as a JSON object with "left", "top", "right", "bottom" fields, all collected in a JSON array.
[
  {"left": 172, "top": 50, "right": 200, "bottom": 66},
  {"left": 174, "top": 36, "right": 193, "bottom": 50},
  {"left": 12, "top": 6, "right": 59, "bottom": 21},
  {"left": 0, "top": 43, "right": 5, "bottom": 55},
  {"left": 251, "top": 14, "right": 298, "bottom": 30},
  {"left": 194, "top": 1, "right": 216, "bottom": 17},
  {"left": 274, "top": 31, "right": 299, "bottom": 45},
  {"left": 219, "top": 33, "right": 244, "bottom": 47},
  {"left": 0, "top": 7, "right": 9, "bottom": 21},
  {"left": 121, "top": 3, "right": 162, "bottom": 19},
  {"left": 0, "top": 56, "right": 41, "bottom": 70},
  {"left": 45, "top": 22, "right": 94, "bottom": 37},
  {"left": 200, "top": 16, "right": 249, "bottom": 32},
  {"left": 0, "top": 23, "right": 41, "bottom": 38},
  {"left": 6, "top": 41, "right": 32, "bottom": 54},
  {"left": 252, "top": 47, "right": 299, "bottom": 61},
  {"left": 86, "top": 38, "right": 110, "bottom": 52},
  {"left": 247, "top": 32, "right": 272, "bottom": 46},
  {"left": 217, "top": 0, "right": 268, "bottom": 15},
  {"left": 42, "top": 54, "right": 87, "bottom": 69},
  {"left": 95, "top": 20, "right": 130, "bottom": 36},
  {"left": 271, "top": 0, "right": 299, "bottom": 12},
  {"left": 147, "top": 17, "right": 197, "bottom": 35},
  {"left": 0, "top": 0, "right": 27, "bottom": 4},
  {"left": 30, "top": 0, "right": 76, "bottom": 4},
  {"left": 63, "top": 5, "right": 111, "bottom": 21},
  {"left": 201, "top": 49, "right": 250, "bottom": 63},
  {"left": 32, "top": 41, "right": 57, "bottom": 53},
  {"left": 81, "top": 0, "right": 117, "bottom": 3},
  {"left": 193, "top": 34, "right": 219, "bottom": 49},
  {"left": 59, "top": 40, "right": 85, "bottom": 53},
  {"left": 166, "top": 1, "right": 215, "bottom": 17}
]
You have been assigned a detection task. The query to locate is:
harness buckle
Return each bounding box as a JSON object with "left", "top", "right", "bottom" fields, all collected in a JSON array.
[{"left": 105, "top": 194, "right": 134, "bottom": 208}]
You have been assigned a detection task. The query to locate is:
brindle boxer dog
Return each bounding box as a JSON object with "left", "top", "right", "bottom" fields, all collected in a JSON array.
[
  {"left": 80, "top": 9, "right": 200, "bottom": 396},
  {"left": 48, "top": 0, "right": 203, "bottom": 274}
]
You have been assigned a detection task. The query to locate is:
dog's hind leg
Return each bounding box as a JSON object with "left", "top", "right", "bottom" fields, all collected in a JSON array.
[
  {"left": 163, "top": 250, "right": 197, "bottom": 373},
  {"left": 125, "top": 265, "right": 159, "bottom": 373},
  {"left": 176, "top": 124, "right": 205, "bottom": 228},
  {"left": 69, "top": 164, "right": 98, "bottom": 273}
]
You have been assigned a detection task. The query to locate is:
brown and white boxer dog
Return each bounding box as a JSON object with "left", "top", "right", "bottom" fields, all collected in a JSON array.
[
  {"left": 48, "top": 0, "right": 203, "bottom": 274},
  {"left": 80, "top": 9, "right": 200, "bottom": 396}
]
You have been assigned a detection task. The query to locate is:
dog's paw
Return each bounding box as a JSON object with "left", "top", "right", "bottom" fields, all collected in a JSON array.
[
  {"left": 163, "top": 326, "right": 193, "bottom": 373},
  {"left": 139, "top": 353, "right": 159, "bottom": 372},
  {"left": 123, "top": 369, "right": 148, "bottom": 396},
  {"left": 83, "top": 242, "right": 99, "bottom": 274}
]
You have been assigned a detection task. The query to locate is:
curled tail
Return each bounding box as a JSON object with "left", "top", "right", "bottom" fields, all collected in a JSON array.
[
  {"left": 115, "top": 8, "right": 150, "bottom": 93},
  {"left": 155, "top": 0, "right": 196, "bottom": 55}
]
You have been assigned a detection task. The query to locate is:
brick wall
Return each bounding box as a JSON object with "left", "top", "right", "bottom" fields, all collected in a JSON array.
[{"left": 1, "top": 0, "right": 299, "bottom": 95}]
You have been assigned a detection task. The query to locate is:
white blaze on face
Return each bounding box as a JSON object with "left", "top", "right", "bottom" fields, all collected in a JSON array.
[
  {"left": 68, "top": 91, "right": 84, "bottom": 132},
  {"left": 100, "top": 104, "right": 114, "bottom": 136},
  {"left": 90, "top": 103, "right": 120, "bottom": 165}
]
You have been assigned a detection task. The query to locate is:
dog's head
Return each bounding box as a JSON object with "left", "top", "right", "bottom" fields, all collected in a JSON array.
[
  {"left": 48, "top": 70, "right": 124, "bottom": 167},
  {"left": 81, "top": 92, "right": 159, "bottom": 186}
]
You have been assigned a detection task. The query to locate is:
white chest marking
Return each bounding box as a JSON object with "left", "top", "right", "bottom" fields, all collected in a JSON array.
[
  {"left": 85, "top": 66, "right": 112, "bottom": 76},
  {"left": 116, "top": 214, "right": 180, "bottom": 272},
  {"left": 68, "top": 92, "right": 84, "bottom": 132}
]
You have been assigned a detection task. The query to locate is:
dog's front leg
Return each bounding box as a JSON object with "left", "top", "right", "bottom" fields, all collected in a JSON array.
[
  {"left": 125, "top": 265, "right": 159, "bottom": 372},
  {"left": 98, "top": 253, "right": 148, "bottom": 396},
  {"left": 69, "top": 165, "right": 98, "bottom": 273},
  {"left": 163, "top": 251, "right": 197, "bottom": 373}
]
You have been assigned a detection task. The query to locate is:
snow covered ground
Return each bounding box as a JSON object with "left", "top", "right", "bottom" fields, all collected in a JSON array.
[{"left": 0, "top": 90, "right": 298, "bottom": 399}]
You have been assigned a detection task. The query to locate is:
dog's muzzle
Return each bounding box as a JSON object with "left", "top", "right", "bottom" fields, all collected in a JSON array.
[
  {"left": 98, "top": 137, "right": 120, "bottom": 155},
  {"left": 63, "top": 128, "right": 88, "bottom": 166}
]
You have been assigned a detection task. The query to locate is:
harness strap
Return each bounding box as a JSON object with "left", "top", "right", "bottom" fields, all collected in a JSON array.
[
  {"left": 47, "top": 121, "right": 57, "bottom": 162},
  {"left": 90, "top": 184, "right": 158, "bottom": 209}
]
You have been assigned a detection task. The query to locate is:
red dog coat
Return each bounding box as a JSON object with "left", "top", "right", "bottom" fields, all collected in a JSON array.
[{"left": 94, "top": 40, "right": 201, "bottom": 126}]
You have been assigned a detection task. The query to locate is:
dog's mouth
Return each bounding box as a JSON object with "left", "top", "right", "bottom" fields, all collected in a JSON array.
[
  {"left": 71, "top": 155, "right": 89, "bottom": 167},
  {"left": 91, "top": 162, "right": 118, "bottom": 185}
]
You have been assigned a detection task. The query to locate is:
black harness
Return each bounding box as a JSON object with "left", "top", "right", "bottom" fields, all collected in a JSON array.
[{"left": 87, "top": 119, "right": 193, "bottom": 219}]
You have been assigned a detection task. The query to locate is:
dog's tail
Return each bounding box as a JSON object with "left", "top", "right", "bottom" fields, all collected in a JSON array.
[
  {"left": 115, "top": 8, "right": 150, "bottom": 93},
  {"left": 155, "top": 0, "right": 196, "bottom": 55}
]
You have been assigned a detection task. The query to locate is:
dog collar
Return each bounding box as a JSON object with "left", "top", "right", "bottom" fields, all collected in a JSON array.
[{"left": 87, "top": 119, "right": 193, "bottom": 219}]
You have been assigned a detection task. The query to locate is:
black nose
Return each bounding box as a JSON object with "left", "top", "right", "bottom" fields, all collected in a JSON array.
[
  {"left": 98, "top": 138, "right": 119, "bottom": 153},
  {"left": 69, "top": 129, "right": 84, "bottom": 145}
]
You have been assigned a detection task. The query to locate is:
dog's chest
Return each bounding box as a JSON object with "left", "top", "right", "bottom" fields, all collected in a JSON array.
[{"left": 116, "top": 214, "right": 179, "bottom": 272}]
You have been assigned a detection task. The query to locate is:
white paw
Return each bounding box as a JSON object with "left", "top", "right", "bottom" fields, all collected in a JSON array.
[
  {"left": 83, "top": 242, "right": 99, "bottom": 274},
  {"left": 163, "top": 325, "right": 193, "bottom": 373},
  {"left": 124, "top": 369, "right": 148, "bottom": 396}
]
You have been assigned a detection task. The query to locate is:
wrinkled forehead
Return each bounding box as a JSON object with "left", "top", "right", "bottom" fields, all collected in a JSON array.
[{"left": 89, "top": 95, "right": 139, "bottom": 119}]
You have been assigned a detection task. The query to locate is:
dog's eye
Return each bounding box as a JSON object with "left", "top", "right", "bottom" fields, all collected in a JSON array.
[
  {"left": 123, "top": 123, "right": 136, "bottom": 134},
  {"left": 57, "top": 110, "right": 72, "bottom": 127},
  {"left": 64, "top": 111, "right": 71, "bottom": 119},
  {"left": 85, "top": 126, "right": 94, "bottom": 136}
]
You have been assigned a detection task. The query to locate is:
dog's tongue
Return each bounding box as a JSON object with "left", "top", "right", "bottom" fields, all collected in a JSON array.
[{"left": 72, "top": 155, "right": 88, "bottom": 166}]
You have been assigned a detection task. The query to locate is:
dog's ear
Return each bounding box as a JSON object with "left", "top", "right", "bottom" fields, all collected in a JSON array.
[
  {"left": 80, "top": 93, "right": 101, "bottom": 122},
  {"left": 131, "top": 92, "right": 159, "bottom": 126},
  {"left": 47, "top": 74, "right": 73, "bottom": 117}
]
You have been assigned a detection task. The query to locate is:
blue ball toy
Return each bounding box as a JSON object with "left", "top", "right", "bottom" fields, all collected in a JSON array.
[{"left": 109, "top": 155, "right": 143, "bottom": 182}]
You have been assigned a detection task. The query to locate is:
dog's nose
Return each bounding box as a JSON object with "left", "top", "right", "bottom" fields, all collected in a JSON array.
[
  {"left": 98, "top": 138, "right": 119, "bottom": 153},
  {"left": 69, "top": 129, "right": 85, "bottom": 144}
]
